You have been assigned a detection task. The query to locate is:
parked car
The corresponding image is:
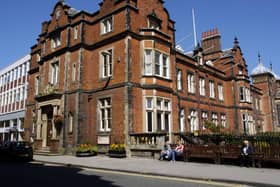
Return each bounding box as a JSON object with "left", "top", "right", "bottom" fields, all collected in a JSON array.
[{"left": 0, "top": 141, "right": 33, "bottom": 161}]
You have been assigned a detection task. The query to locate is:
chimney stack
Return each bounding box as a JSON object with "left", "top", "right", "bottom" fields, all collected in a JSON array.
[{"left": 201, "top": 28, "right": 221, "bottom": 55}]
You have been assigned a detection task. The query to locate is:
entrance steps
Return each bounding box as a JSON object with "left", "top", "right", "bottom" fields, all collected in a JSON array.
[{"left": 34, "top": 147, "right": 61, "bottom": 156}]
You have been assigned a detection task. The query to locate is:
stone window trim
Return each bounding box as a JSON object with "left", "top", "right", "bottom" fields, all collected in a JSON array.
[
  {"left": 143, "top": 48, "right": 170, "bottom": 79},
  {"left": 97, "top": 97, "right": 112, "bottom": 132},
  {"left": 144, "top": 96, "right": 171, "bottom": 133},
  {"left": 187, "top": 72, "right": 196, "bottom": 94},
  {"left": 218, "top": 83, "right": 224, "bottom": 101},
  {"left": 209, "top": 80, "right": 215, "bottom": 99},
  {"left": 100, "top": 16, "right": 113, "bottom": 35},
  {"left": 199, "top": 77, "right": 206, "bottom": 96},
  {"left": 99, "top": 48, "right": 114, "bottom": 79},
  {"left": 179, "top": 108, "right": 186, "bottom": 132},
  {"left": 147, "top": 10, "right": 162, "bottom": 30},
  {"left": 176, "top": 69, "right": 183, "bottom": 91}
]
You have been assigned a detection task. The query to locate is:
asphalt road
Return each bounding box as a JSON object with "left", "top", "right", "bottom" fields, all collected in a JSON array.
[{"left": 0, "top": 161, "right": 242, "bottom": 187}]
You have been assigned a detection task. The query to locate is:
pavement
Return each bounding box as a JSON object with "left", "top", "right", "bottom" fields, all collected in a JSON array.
[{"left": 34, "top": 155, "right": 280, "bottom": 187}]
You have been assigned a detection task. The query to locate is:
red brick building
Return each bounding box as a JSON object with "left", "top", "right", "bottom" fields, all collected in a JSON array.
[
  {"left": 25, "top": 0, "right": 270, "bottom": 154},
  {"left": 251, "top": 55, "right": 280, "bottom": 132}
]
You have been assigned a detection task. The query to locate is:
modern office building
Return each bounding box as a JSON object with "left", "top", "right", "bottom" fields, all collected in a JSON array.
[{"left": 0, "top": 55, "right": 30, "bottom": 143}]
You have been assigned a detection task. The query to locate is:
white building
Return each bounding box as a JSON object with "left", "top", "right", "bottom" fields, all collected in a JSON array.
[{"left": 0, "top": 55, "right": 30, "bottom": 143}]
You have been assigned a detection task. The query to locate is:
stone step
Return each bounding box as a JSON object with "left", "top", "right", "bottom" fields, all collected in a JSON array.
[{"left": 34, "top": 148, "right": 61, "bottom": 156}]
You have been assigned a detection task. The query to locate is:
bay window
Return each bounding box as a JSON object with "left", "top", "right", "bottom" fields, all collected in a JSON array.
[{"left": 143, "top": 49, "right": 170, "bottom": 79}]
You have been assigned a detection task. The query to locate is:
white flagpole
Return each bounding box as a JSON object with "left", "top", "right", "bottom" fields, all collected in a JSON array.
[{"left": 192, "top": 8, "right": 197, "bottom": 47}]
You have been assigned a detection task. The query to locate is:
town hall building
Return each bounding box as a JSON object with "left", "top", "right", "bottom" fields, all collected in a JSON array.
[{"left": 24, "top": 0, "right": 278, "bottom": 154}]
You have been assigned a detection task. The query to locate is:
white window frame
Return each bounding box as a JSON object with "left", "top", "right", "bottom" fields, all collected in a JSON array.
[
  {"left": 143, "top": 49, "right": 170, "bottom": 79},
  {"left": 201, "top": 111, "right": 208, "bottom": 129},
  {"left": 245, "top": 88, "right": 251, "bottom": 103},
  {"left": 179, "top": 109, "right": 185, "bottom": 132},
  {"left": 50, "top": 62, "right": 59, "bottom": 85},
  {"left": 212, "top": 113, "right": 218, "bottom": 126},
  {"left": 187, "top": 73, "right": 195, "bottom": 94},
  {"left": 98, "top": 98, "right": 112, "bottom": 132},
  {"left": 199, "top": 77, "right": 205, "bottom": 96},
  {"left": 218, "top": 84, "right": 224, "bottom": 101},
  {"left": 16, "top": 88, "right": 20, "bottom": 102},
  {"left": 177, "top": 69, "right": 182, "bottom": 91},
  {"left": 240, "top": 87, "right": 245, "bottom": 102},
  {"left": 209, "top": 80, "right": 215, "bottom": 98},
  {"left": 18, "top": 66, "right": 21, "bottom": 79},
  {"left": 101, "top": 49, "right": 113, "bottom": 78},
  {"left": 221, "top": 114, "right": 226, "bottom": 127},
  {"left": 51, "top": 33, "right": 61, "bottom": 49},
  {"left": 101, "top": 16, "right": 113, "bottom": 34},
  {"left": 145, "top": 97, "right": 171, "bottom": 132},
  {"left": 247, "top": 115, "right": 254, "bottom": 135},
  {"left": 35, "top": 76, "right": 39, "bottom": 95},
  {"left": 155, "top": 51, "right": 161, "bottom": 76},
  {"left": 69, "top": 113, "right": 73, "bottom": 133},
  {"left": 37, "top": 53, "right": 41, "bottom": 62},
  {"left": 190, "top": 110, "right": 198, "bottom": 132},
  {"left": 144, "top": 49, "right": 153, "bottom": 75}
]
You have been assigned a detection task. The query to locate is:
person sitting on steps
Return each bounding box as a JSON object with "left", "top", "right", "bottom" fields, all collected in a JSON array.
[{"left": 159, "top": 141, "right": 172, "bottom": 160}]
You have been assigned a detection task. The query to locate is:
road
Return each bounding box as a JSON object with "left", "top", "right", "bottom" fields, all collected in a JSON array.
[{"left": 0, "top": 161, "right": 244, "bottom": 187}]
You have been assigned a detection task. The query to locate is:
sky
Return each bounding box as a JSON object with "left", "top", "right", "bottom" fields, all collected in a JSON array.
[{"left": 0, "top": 0, "right": 279, "bottom": 76}]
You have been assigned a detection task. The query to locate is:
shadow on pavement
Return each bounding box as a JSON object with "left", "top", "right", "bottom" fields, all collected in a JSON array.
[{"left": 0, "top": 160, "right": 121, "bottom": 187}]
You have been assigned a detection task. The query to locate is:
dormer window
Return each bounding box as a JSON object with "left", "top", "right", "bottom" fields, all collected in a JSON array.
[
  {"left": 36, "top": 52, "right": 41, "bottom": 62},
  {"left": 147, "top": 10, "right": 162, "bottom": 30},
  {"left": 51, "top": 33, "right": 61, "bottom": 49},
  {"left": 56, "top": 10, "right": 61, "bottom": 20},
  {"left": 101, "top": 16, "right": 113, "bottom": 34}
]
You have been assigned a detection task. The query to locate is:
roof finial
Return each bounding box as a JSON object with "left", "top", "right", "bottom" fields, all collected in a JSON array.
[
  {"left": 270, "top": 61, "right": 273, "bottom": 71},
  {"left": 233, "top": 36, "right": 239, "bottom": 49},
  {"left": 258, "top": 51, "right": 261, "bottom": 64},
  {"left": 234, "top": 36, "right": 239, "bottom": 45}
]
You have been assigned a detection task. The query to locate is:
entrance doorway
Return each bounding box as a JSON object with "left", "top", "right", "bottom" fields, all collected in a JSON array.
[{"left": 42, "top": 105, "right": 53, "bottom": 148}]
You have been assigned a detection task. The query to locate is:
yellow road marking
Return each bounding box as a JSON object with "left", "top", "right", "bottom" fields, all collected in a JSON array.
[{"left": 82, "top": 167, "right": 246, "bottom": 187}]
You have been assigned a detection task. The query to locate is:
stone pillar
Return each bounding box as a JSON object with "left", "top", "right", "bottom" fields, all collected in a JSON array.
[
  {"left": 42, "top": 114, "right": 47, "bottom": 147},
  {"left": 36, "top": 108, "right": 42, "bottom": 139},
  {"left": 9, "top": 120, "right": 14, "bottom": 141},
  {"left": 52, "top": 105, "right": 57, "bottom": 138},
  {"left": 37, "top": 108, "right": 42, "bottom": 123}
]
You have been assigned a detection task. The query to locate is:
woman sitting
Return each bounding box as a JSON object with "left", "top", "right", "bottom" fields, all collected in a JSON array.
[{"left": 171, "top": 141, "right": 184, "bottom": 162}]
